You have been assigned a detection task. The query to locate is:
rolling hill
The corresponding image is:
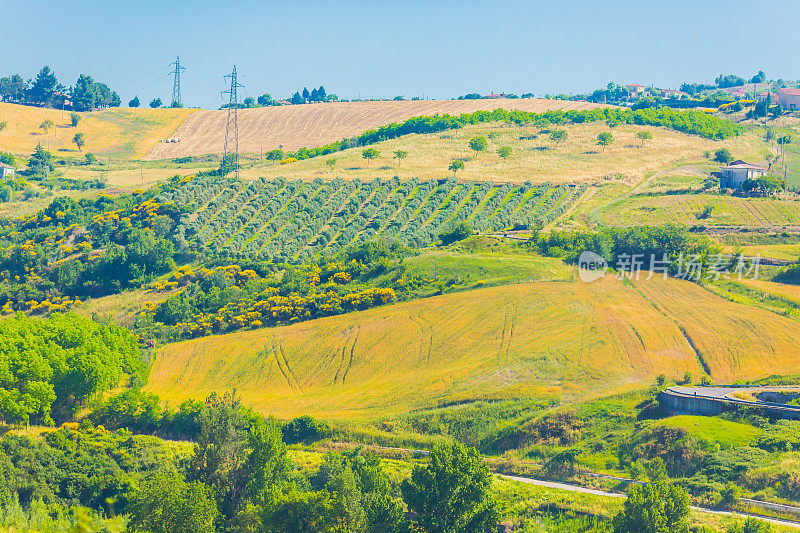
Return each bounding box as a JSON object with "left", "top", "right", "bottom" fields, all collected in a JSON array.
[
  {"left": 146, "top": 274, "right": 800, "bottom": 419},
  {"left": 237, "top": 121, "right": 725, "bottom": 185},
  {"left": 0, "top": 102, "right": 195, "bottom": 158},
  {"left": 143, "top": 98, "right": 605, "bottom": 160}
]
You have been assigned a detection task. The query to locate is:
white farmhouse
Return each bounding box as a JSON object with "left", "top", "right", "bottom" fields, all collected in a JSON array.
[
  {"left": 718, "top": 160, "right": 766, "bottom": 190},
  {"left": 0, "top": 163, "right": 15, "bottom": 179}
]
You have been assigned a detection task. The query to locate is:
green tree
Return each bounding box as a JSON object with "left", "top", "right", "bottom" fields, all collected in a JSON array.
[
  {"left": 597, "top": 131, "right": 614, "bottom": 151},
  {"left": 468, "top": 136, "right": 488, "bottom": 157},
  {"left": 71, "top": 74, "right": 96, "bottom": 112},
  {"left": 266, "top": 149, "right": 285, "bottom": 162},
  {"left": 257, "top": 94, "right": 273, "bottom": 106},
  {"left": 606, "top": 118, "right": 621, "bottom": 128},
  {"left": 70, "top": 112, "right": 81, "bottom": 127},
  {"left": 129, "top": 95, "right": 140, "bottom": 108},
  {"left": 245, "top": 416, "right": 289, "bottom": 505},
  {"left": 265, "top": 487, "right": 335, "bottom": 533},
  {"left": 0, "top": 74, "right": 26, "bottom": 103},
  {"left": 497, "top": 146, "right": 512, "bottom": 159},
  {"left": 0, "top": 121, "right": 6, "bottom": 132},
  {"left": 188, "top": 392, "right": 287, "bottom": 526},
  {"left": 362, "top": 147, "right": 380, "bottom": 164},
  {"left": 401, "top": 442, "right": 499, "bottom": 533},
  {"left": 39, "top": 119, "right": 54, "bottom": 135},
  {"left": 84, "top": 152, "right": 97, "bottom": 165},
  {"left": 393, "top": 150, "right": 408, "bottom": 167},
  {"left": 0, "top": 312, "right": 141, "bottom": 425},
  {"left": 109, "top": 91, "right": 121, "bottom": 107},
  {"left": 550, "top": 129, "right": 568, "bottom": 148},
  {"left": 73, "top": 132, "right": 85, "bottom": 151},
  {"left": 714, "top": 148, "right": 734, "bottom": 164},
  {"left": 0, "top": 152, "right": 15, "bottom": 167},
  {"left": 727, "top": 517, "right": 771, "bottom": 533},
  {"left": 128, "top": 472, "right": 217, "bottom": 533},
  {"left": 28, "top": 66, "right": 59, "bottom": 105},
  {"left": 325, "top": 157, "right": 337, "bottom": 170},
  {"left": 449, "top": 159, "right": 465, "bottom": 174},
  {"left": 27, "top": 143, "right": 54, "bottom": 176},
  {"left": 612, "top": 479, "right": 690, "bottom": 533},
  {"left": 439, "top": 222, "right": 473, "bottom": 245},
  {"left": 637, "top": 130, "right": 653, "bottom": 147},
  {"left": 150, "top": 97, "right": 163, "bottom": 108}
]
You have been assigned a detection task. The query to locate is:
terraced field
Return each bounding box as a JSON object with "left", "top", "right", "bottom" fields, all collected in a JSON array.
[
  {"left": 146, "top": 274, "right": 800, "bottom": 419},
  {"left": 599, "top": 193, "right": 800, "bottom": 227},
  {"left": 163, "top": 175, "right": 585, "bottom": 260}
]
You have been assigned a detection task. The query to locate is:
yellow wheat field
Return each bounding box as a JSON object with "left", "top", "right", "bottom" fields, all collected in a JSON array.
[
  {"left": 0, "top": 103, "right": 195, "bottom": 158},
  {"left": 143, "top": 98, "right": 606, "bottom": 160},
  {"left": 146, "top": 274, "right": 800, "bottom": 419}
]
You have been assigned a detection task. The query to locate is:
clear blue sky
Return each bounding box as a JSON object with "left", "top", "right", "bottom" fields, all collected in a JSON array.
[{"left": 4, "top": 0, "right": 799, "bottom": 109}]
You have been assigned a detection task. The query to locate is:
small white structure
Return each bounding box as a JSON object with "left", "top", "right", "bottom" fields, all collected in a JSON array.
[
  {"left": 0, "top": 163, "right": 15, "bottom": 179},
  {"left": 719, "top": 160, "right": 766, "bottom": 190}
]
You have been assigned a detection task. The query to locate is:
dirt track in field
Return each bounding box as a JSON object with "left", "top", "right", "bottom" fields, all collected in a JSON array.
[{"left": 143, "top": 98, "right": 606, "bottom": 160}]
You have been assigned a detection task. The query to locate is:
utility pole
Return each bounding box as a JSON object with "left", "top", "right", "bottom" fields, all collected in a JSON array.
[
  {"left": 169, "top": 57, "right": 187, "bottom": 108},
  {"left": 222, "top": 66, "right": 244, "bottom": 179}
]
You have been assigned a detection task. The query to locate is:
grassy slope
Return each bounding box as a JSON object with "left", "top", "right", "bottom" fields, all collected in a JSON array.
[
  {"left": 237, "top": 122, "right": 726, "bottom": 185},
  {"left": 0, "top": 103, "right": 195, "bottom": 158},
  {"left": 145, "top": 274, "right": 800, "bottom": 420},
  {"left": 653, "top": 415, "right": 763, "bottom": 448},
  {"left": 721, "top": 243, "right": 800, "bottom": 261},
  {"left": 597, "top": 192, "right": 800, "bottom": 227},
  {"left": 143, "top": 98, "right": 604, "bottom": 160},
  {"left": 73, "top": 288, "right": 178, "bottom": 328}
]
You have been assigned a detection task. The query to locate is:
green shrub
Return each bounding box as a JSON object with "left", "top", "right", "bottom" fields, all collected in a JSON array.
[{"left": 282, "top": 415, "right": 331, "bottom": 444}]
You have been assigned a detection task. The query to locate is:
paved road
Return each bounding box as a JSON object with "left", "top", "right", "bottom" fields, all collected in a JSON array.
[
  {"left": 500, "top": 474, "right": 800, "bottom": 530},
  {"left": 664, "top": 386, "right": 800, "bottom": 418}
]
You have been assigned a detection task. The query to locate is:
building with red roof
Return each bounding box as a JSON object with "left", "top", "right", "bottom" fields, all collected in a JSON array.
[{"left": 779, "top": 88, "right": 800, "bottom": 110}]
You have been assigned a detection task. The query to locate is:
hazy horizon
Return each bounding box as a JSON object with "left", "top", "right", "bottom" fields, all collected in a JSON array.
[{"left": 4, "top": 0, "right": 799, "bottom": 110}]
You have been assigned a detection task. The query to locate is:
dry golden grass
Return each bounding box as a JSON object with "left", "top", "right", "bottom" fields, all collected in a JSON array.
[
  {"left": 736, "top": 278, "right": 800, "bottom": 306},
  {"left": 0, "top": 103, "right": 195, "bottom": 158},
  {"left": 60, "top": 166, "right": 201, "bottom": 192},
  {"left": 238, "top": 122, "right": 721, "bottom": 185},
  {"left": 145, "top": 274, "right": 800, "bottom": 419},
  {"left": 597, "top": 192, "right": 800, "bottom": 227},
  {"left": 74, "top": 288, "right": 177, "bottom": 328},
  {"left": 721, "top": 243, "right": 800, "bottom": 261},
  {"left": 143, "top": 98, "right": 605, "bottom": 160},
  {"left": 0, "top": 189, "right": 97, "bottom": 218}
]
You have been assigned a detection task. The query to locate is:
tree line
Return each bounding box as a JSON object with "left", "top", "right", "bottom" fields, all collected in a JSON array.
[
  {"left": 275, "top": 106, "right": 742, "bottom": 163},
  {"left": 0, "top": 66, "right": 121, "bottom": 111}
]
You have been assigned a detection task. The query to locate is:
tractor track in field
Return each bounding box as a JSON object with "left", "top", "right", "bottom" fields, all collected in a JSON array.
[{"left": 341, "top": 326, "right": 360, "bottom": 384}]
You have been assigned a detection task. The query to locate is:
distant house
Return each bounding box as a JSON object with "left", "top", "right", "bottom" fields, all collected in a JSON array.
[
  {"left": 779, "top": 88, "right": 800, "bottom": 110},
  {"left": 756, "top": 91, "right": 777, "bottom": 102},
  {"left": 625, "top": 84, "right": 645, "bottom": 100},
  {"left": 483, "top": 93, "right": 508, "bottom": 99},
  {"left": 660, "top": 89, "right": 687, "bottom": 99},
  {"left": 0, "top": 163, "right": 15, "bottom": 179},
  {"left": 718, "top": 160, "right": 766, "bottom": 190},
  {"left": 729, "top": 88, "right": 749, "bottom": 99}
]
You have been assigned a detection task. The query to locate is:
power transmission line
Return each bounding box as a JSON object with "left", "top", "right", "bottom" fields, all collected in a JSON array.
[
  {"left": 222, "top": 65, "right": 244, "bottom": 179},
  {"left": 169, "top": 57, "right": 187, "bottom": 108}
]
